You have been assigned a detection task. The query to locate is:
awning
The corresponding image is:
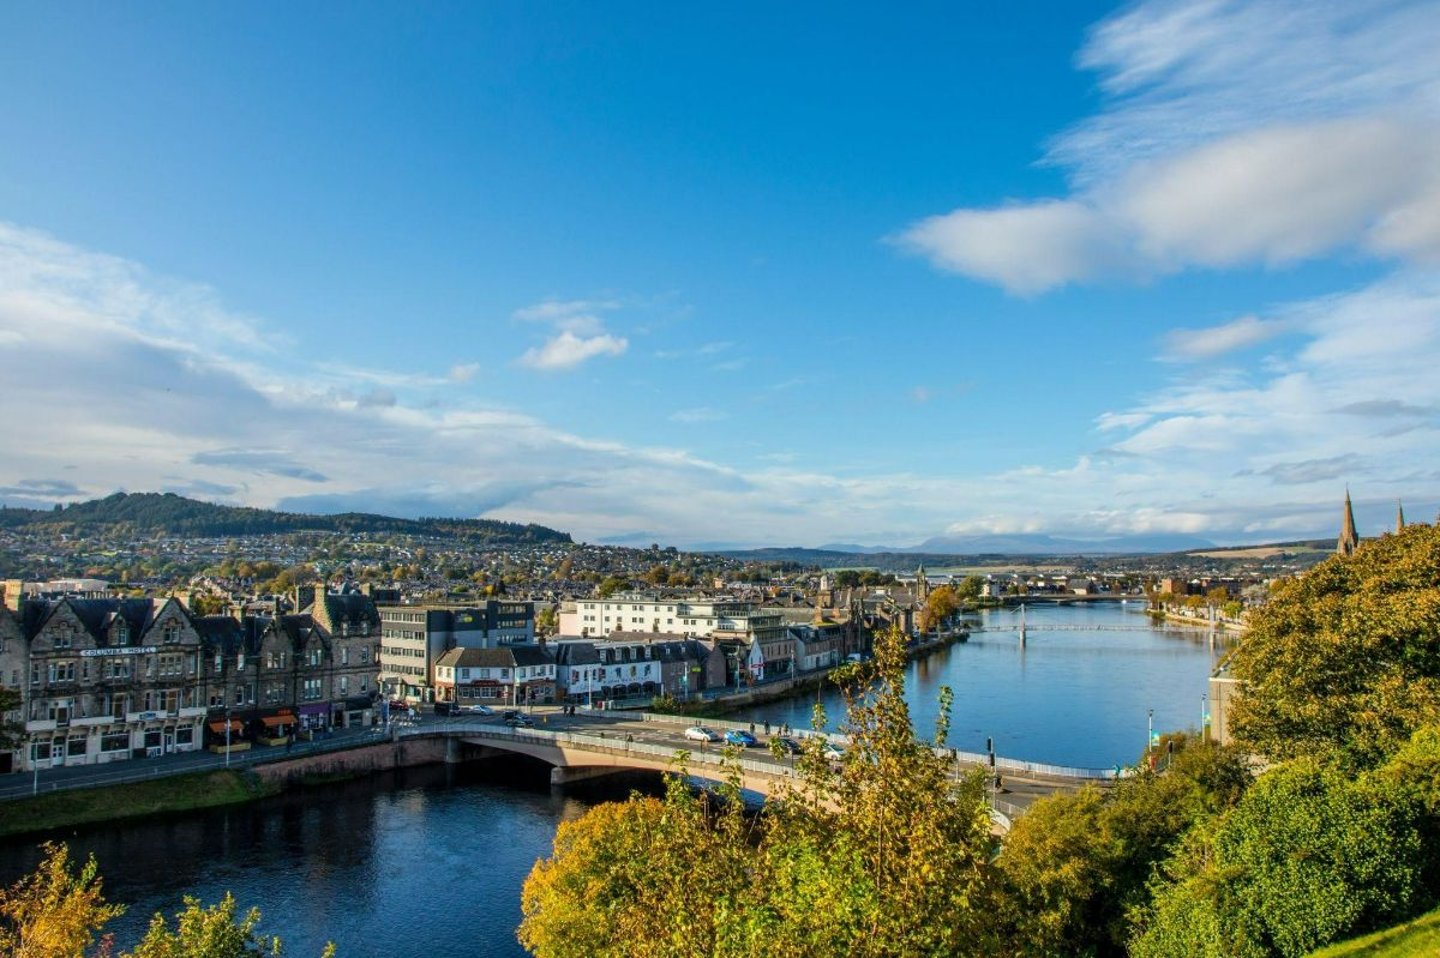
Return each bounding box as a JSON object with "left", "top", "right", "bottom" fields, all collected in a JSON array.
[
  {"left": 208, "top": 720, "right": 243, "bottom": 733},
  {"left": 260, "top": 715, "right": 294, "bottom": 728}
]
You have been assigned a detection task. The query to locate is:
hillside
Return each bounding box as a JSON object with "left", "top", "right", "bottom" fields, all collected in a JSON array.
[{"left": 0, "top": 492, "right": 572, "bottom": 544}]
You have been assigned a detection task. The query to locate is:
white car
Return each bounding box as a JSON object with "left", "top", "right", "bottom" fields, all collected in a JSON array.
[
  {"left": 457, "top": 704, "right": 493, "bottom": 715},
  {"left": 684, "top": 725, "right": 722, "bottom": 743}
]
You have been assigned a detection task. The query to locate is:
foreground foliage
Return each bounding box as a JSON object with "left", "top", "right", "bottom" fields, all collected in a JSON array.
[
  {"left": 1229, "top": 523, "right": 1440, "bottom": 764},
  {"left": 519, "top": 626, "right": 995, "bottom": 957},
  {"left": 0, "top": 843, "right": 332, "bottom": 958}
]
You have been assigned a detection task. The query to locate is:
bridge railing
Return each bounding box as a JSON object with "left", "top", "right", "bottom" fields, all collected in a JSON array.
[{"left": 436, "top": 723, "right": 801, "bottom": 783}]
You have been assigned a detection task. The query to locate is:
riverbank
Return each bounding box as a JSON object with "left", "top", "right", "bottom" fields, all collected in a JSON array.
[
  {"left": 0, "top": 769, "right": 280, "bottom": 839},
  {"left": 0, "top": 736, "right": 454, "bottom": 840},
  {"left": 1147, "top": 606, "right": 1247, "bottom": 634},
  {"left": 652, "top": 629, "right": 968, "bottom": 719}
]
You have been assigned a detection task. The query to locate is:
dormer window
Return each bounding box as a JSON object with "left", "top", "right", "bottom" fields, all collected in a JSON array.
[
  {"left": 113, "top": 623, "right": 129, "bottom": 647},
  {"left": 163, "top": 622, "right": 180, "bottom": 644}
]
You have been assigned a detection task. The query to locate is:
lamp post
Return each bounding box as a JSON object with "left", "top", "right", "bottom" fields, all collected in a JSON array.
[
  {"left": 224, "top": 706, "right": 232, "bottom": 768},
  {"left": 1147, "top": 708, "right": 1154, "bottom": 767}
]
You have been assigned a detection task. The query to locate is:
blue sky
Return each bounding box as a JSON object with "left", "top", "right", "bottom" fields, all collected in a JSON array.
[{"left": 2, "top": 0, "right": 1438, "bottom": 548}]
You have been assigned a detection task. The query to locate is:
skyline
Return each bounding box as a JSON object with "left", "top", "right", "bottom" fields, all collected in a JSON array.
[{"left": 2, "top": 1, "right": 1438, "bottom": 549}]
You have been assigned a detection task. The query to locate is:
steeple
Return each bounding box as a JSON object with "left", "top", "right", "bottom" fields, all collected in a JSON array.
[
  {"left": 1337, "top": 488, "right": 1359, "bottom": 556},
  {"left": 1396, "top": 500, "right": 1406, "bottom": 534}
]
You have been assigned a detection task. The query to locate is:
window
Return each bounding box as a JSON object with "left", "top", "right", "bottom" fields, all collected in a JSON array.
[
  {"left": 308, "top": 648, "right": 323, "bottom": 667},
  {"left": 67, "top": 735, "right": 87, "bottom": 757},
  {"left": 158, "top": 655, "right": 183, "bottom": 678},
  {"left": 54, "top": 629, "right": 73, "bottom": 650},
  {"left": 112, "top": 623, "right": 127, "bottom": 647},
  {"left": 162, "top": 622, "right": 180, "bottom": 644},
  {"left": 302, "top": 678, "right": 322, "bottom": 701},
  {"left": 175, "top": 726, "right": 194, "bottom": 746},
  {"left": 101, "top": 731, "right": 128, "bottom": 752},
  {"left": 341, "top": 647, "right": 349, "bottom": 666},
  {"left": 48, "top": 661, "right": 76, "bottom": 683},
  {"left": 339, "top": 676, "right": 349, "bottom": 695},
  {"left": 31, "top": 741, "right": 51, "bottom": 762}
]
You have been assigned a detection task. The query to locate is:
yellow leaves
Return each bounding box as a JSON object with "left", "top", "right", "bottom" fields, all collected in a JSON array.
[{"left": 0, "top": 842, "right": 123, "bottom": 958}]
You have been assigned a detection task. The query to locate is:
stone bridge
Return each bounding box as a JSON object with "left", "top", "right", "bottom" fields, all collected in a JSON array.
[{"left": 391, "top": 718, "right": 1113, "bottom": 833}]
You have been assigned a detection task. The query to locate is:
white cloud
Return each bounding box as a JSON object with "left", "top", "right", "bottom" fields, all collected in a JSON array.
[
  {"left": 512, "top": 296, "right": 631, "bottom": 370},
  {"left": 449, "top": 362, "right": 480, "bottom": 382},
  {"left": 1161, "top": 314, "right": 1286, "bottom": 361},
  {"left": 4, "top": 218, "right": 1436, "bottom": 547},
  {"left": 516, "top": 331, "right": 628, "bottom": 371},
  {"left": 898, "top": 0, "right": 1440, "bottom": 293},
  {"left": 895, "top": 199, "right": 1121, "bottom": 295}
]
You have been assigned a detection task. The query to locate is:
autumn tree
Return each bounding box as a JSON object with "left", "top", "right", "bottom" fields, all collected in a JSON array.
[
  {"left": 127, "top": 894, "right": 334, "bottom": 958},
  {"left": 992, "top": 735, "right": 1251, "bottom": 957},
  {"left": 918, "top": 585, "right": 959, "bottom": 634},
  {"left": 520, "top": 626, "right": 997, "bottom": 957},
  {"left": 0, "top": 843, "right": 123, "bottom": 958},
  {"left": 1228, "top": 523, "right": 1440, "bottom": 763}
]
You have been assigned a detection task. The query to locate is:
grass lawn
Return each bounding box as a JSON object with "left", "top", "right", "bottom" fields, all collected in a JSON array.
[
  {"left": 1311, "top": 907, "right": 1440, "bottom": 957},
  {"left": 0, "top": 770, "right": 279, "bottom": 839}
]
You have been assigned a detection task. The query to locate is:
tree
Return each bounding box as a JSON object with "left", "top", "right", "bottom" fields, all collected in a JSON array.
[
  {"left": 918, "top": 585, "right": 960, "bottom": 634},
  {"left": 0, "top": 842, "right": 123, "bottom": 958},
  {"left": 1228, "top": 523, "right": 1440, "bottom": 764},
  {"left": 596, "top": 576, "right": 629, "bottom": 599},
  {"left": 534, "top": 605, "right": 557, "bottom": 637},
  {"left": 955, "top": 575, "right": 984, "bottom": 601},
  {"left": 519, "top": 627, "right": 997, "bottom": 956},
  {"left": 127, "top": 894, "right": 334, "bottom": 958},
  {"left": 1130, "top": 760, "right": 1424, "bottom": 958},
  {"left": 993, "top": 735, "right": 1251, "bottom": 957}
]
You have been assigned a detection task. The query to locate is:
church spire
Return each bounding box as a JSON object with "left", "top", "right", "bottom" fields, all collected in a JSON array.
[
  {"left": 1338, "top": 488, "right": 1359, "bottom": 556},
  {"left": 1397, "top": 500, "right": 1406, "bottom": 534}
]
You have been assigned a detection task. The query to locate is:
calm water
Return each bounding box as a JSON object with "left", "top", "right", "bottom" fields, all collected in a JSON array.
[
  {"left": 0, "top": 761, "right": 663, "bottom": 958},
  {"left": 732, "top": 601, "right": 1226, "bottom": 769},
  {"left": 0, "top": 603, "right": 1223, "bottom": 956}
]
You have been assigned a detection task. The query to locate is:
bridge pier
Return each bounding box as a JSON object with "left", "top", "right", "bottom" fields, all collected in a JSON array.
[{"left": 550, "top": 765, "right": 634, "bottom": 787}]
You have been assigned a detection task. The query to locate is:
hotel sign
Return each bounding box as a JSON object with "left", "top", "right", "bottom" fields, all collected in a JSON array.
[{"left": 79, "top": 646, "right": 158, "bottom": 657}]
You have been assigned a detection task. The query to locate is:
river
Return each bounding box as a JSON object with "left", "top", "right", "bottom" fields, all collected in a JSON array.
[
  {"left": 729, "top": 601, "right": 1227, "bottom": 769},
  {"left": 0, "top": 602, "right": 1224, "bottom": 957}
]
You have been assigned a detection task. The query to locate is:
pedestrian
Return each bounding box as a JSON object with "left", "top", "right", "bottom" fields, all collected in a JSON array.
[
  {"left": 764, "top": 720, "right": 771, "bottom": 736},
  {"left": 286, "top": 734, "right": 293, "bottom": 753},
  {"left": 749, "top": 722, "right": 755, "bottom": 734}
]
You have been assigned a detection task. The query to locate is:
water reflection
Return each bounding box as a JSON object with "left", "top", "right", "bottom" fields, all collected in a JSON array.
[
  {"left": 728, "top": 602, "right": 1227, "bottom": 768},
  {"left": 0, "top": 760, "right": 665, "bottom": 958}
]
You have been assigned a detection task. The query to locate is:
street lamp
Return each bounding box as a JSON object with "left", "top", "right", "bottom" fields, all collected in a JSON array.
[
  {"left": 1147, "top": 708, "right": 1155, "bottom": 767},
  {"left": 224, "top": 706, "right": 232, "bottom": 768}
]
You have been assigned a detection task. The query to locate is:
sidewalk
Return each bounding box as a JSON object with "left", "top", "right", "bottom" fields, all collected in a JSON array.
[{"left": 0, "top": 720, "right": 394, "bottom": 802}]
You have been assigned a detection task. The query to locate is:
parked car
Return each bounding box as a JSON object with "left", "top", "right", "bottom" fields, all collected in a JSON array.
[
  {"left": 684, "top": 725, "right": 722, "bottom": 743},
  {"left": 772, "top": 736, "right": 803, "bottom": 755},
  {"left": 724, "top": 729, "right": 759, "bottom": 748},
  {"left": 433, "top": 702, "right": 457, "bottom": 716},
  {"left": 457, "top": 703, "right": 493, "bottom": 715},
  {"left": 505, "top": 714, "right": 534, "bottom": 728},
  {"left": 501, "top": 709, "right": 521, "bottom": 721},
  {"left": 821, "top": 742, "right": 846, "bottom": 763}
]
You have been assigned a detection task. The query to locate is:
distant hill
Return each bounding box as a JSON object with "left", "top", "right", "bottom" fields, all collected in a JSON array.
[
  {"left": 0, "top": 492, "right": 572, "bottom": 544},
  {"left": 716, "top": 536, "right": 1333, "bottom": 572}
]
